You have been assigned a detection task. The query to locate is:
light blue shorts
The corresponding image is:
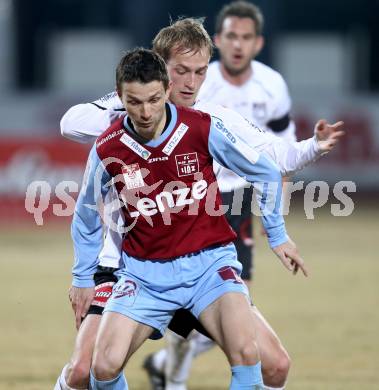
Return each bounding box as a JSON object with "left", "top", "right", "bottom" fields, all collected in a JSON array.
[{"left": 104, "top": 243, "right": 250, "bottom": 338}]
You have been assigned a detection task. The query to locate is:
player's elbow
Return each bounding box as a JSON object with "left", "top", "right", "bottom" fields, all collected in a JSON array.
[{"left": 60, "top": 109, "right": 74, "bottom": 140}]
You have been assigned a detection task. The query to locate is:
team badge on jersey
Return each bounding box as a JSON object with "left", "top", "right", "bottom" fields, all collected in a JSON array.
[
  {"left": 175, "top": 152, "right": 199, "bottom": 177},
  {"left": 122, "top": 163, "right": 145, "bottom": 189},
  {"left": 252, "top": 102, "right": 267, "bottom": 120}
]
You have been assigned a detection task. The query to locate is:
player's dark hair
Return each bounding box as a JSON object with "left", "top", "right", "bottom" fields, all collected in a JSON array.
[
  {"left": 153, "top": 17, "right": 213, "bottom": 62},
  {"left": 116, "top": 48, "right": 169, "bottom": 91},
  {"left": 215, "top": 1, "right": 264, "bottom": 35}
]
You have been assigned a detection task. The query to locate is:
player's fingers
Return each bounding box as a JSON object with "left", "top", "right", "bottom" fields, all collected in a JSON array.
[
  {"left": 330, "top": 120, "right": 344, "bottom": 129},
  {"left": 291, "top": 259, "right": 299, "bottom": 275},
  {"left": 288, "top": 252, "right": 308, "bottom": 277},
  {"left": 75, "top": 309, "right": 82, "bottom": 330},
  {"left": 315, "top": 119, "right": 327, "bottom": 132},
  {"left": 331, "top": 130, "right": 345, "bottom": 139},
  {"left": 70, "top": 296, "right": 77, "bottom": 311},
  {"left": 279, "top": 253, "right": 293, "bottom": 272},
  {"left": 81, "top": 297, "right": 92, "bottom": 319},
  {"left": 296, "top": 257, "right": 308, "bottom": 277}
]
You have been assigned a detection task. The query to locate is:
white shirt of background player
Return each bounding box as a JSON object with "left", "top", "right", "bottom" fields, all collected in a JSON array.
[{"left": 198, "top": 60, "right": 296, "bottom": 192}]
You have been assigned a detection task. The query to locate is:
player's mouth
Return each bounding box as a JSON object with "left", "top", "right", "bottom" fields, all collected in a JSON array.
[
  {"left": 180, "top": 91, "right": 194, "bottom": 99},
  {"left": 232, "top": 53, "right": 244, "bottom": 63},
  {"left": 137, "top": 122, "right": 153, "bottom": 129}
]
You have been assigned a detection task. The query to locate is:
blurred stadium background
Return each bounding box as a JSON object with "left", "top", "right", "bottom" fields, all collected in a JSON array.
[{"left": 0, "top": 0, "right": 378, "bottom": 389}]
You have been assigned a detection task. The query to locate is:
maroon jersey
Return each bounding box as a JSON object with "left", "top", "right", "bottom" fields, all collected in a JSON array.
[{"left": 96, "top": 104, "right": 236, "bottom": 260}]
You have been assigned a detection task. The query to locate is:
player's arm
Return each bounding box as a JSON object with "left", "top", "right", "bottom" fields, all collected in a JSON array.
[
  {"left": 266, "top": 74, "right": 296, "bottom": 142},
  {"left": 70, "top": 144, "right": 112, "bottom": 328},
  {"left": 60, "top": 91, "right": 125, "bottom": 144},
  {"left": 208, "top": 116, "right": 308, "bottom": 276},
  {"left": 214, "top": 105, "right": 344, "bottom": 176}
]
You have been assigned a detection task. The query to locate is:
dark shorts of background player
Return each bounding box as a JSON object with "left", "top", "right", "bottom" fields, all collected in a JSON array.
[
  {"left": 87, "top": 266, "right": 210, "bottom": 339},
  {"left": 221, "top": 186, "right": 254, "bottom": 281}
]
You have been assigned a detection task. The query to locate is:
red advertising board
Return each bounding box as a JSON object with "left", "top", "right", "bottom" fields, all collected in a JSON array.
[{"left": 0, "top": 137, "right": 90, "bottom": 224}]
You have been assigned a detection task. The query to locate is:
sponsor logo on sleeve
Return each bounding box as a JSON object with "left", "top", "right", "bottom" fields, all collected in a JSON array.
[
  {"left": 214, "top": 119, "right": 237, "bottom": 144},
  {"left": 214, "top": 118, "right": 259, "bottom": 164}
]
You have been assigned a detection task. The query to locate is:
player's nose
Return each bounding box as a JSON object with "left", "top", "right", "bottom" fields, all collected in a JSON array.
[
  {"left": 140, "top": 104, "right": 152, "bottom": 120},
  {"left": 232, "top": 38, "right": 242, "bottom": 49},
  {"left": 185, "top": 73, "right": 195, "bottom": 89}
]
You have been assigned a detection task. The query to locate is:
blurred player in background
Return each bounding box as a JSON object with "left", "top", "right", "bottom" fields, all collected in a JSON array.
[
  {"left": 55, "top": 17, "right": 344, "bottom": 390},
  {"left": 147, "top": 2, "right": 297, "bottom": 389}
]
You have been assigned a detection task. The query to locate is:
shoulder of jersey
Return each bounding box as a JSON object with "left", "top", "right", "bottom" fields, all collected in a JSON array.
[
  {"left": 252, "top": 60, "right": 287, "bottom": 92},
  {"left": 176, "top": 104, "right": 211, "bottom": 122}
]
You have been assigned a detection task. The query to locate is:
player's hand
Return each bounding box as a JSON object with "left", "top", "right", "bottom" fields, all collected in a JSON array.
[
  {"left": 315, "top": 119, "right": 345, "bottom": 152},
  {"left": 69, "top": 286, "right": 95, "bottom": 330},
  {"left": 272, "top": 238, "right": 308, "bottom": 277}
]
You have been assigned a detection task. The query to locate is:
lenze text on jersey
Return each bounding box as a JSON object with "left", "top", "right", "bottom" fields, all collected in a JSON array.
[{"left": 121, "top": 179, "right": 208, "bottom": 218}]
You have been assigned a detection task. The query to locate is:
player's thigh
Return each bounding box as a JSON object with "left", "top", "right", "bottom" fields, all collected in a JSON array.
[
  {"left": 198, "top": 292, "right": 256, "bottom": 361},
  {"left": 251, "top": 306, "right": 289, "bottom": 369},
  {"left": 93, "top": 311, "right": 154, "bottom": 369}
]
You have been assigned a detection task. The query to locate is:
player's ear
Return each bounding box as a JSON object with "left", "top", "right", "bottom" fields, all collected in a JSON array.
[
  {"left": 116, "top": 87, "right": 122, "bottom": 98},
  {"left": 165, "top": 80, "right": 173, "bottom": 101},
  {"left": 255, "top": 35, "right": 265, "bottom": 56},
  {"left": 214, "top": 34, "right": 221, "bottom": 49}
]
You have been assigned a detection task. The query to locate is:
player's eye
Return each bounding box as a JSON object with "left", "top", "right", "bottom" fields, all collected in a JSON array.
[
  {"left": 226, "top": 33, "right": 237, "bottom": 40},
  {"left": 176, "top": 68, "right": 187, "bottom": 75}
]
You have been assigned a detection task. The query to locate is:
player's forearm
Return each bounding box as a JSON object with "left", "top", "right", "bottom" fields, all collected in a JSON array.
[
  {"left": 264, "top": 135, "right": 322, "bottom": 176},
  {"left": 71, "top": 210, "right": 102, "bottom": 287},
  {"left": 242, "top": 153, "right": 287, "bottom": 248},
  {"left": 71, "top": 145, "right": 111, "bottom": 286}
]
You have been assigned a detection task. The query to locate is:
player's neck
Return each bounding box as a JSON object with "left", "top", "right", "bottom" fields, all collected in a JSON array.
[{"left": 219, "top": 62, "right": 252, "bottom": 86}]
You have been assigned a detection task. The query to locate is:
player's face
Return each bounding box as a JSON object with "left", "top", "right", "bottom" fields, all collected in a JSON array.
[
  {"left": 215, "top": 16, "right": 264, "bottom": 76},
  {"left": 166, "top": 47, "right": 210, "bottom": 107},
  {"left": 118, "top": 80, "right": 170, "bottom": 138}
]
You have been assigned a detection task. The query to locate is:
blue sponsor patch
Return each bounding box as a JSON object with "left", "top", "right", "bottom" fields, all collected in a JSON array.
[{"left": 214, "top": 119, "right": 237, "bottom": 144}]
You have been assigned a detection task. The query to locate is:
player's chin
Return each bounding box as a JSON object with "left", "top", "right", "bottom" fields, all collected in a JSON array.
[{"left": 176, "top": 94, "right": 196, "bottom": 107}]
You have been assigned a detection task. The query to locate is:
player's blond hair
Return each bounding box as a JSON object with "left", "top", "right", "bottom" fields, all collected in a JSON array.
[{"left": 152, "top": 18, "right": 213, "bottom": 62}]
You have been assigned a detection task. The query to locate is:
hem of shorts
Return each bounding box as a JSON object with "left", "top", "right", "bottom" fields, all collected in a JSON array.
[
  {"left": 191, "top": 284, "right": 249, "bottom": 319},
  {"left": 103, "top": 302, "right": 164, "bottom": 338}
]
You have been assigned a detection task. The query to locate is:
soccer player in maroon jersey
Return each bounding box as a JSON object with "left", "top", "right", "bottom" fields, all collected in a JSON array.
[
  {"left": 70, "top": 48, "right": 306, "bottom": 390},
  {"left": 56, "top": 18, "right": 344, "bottom": 390}
]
